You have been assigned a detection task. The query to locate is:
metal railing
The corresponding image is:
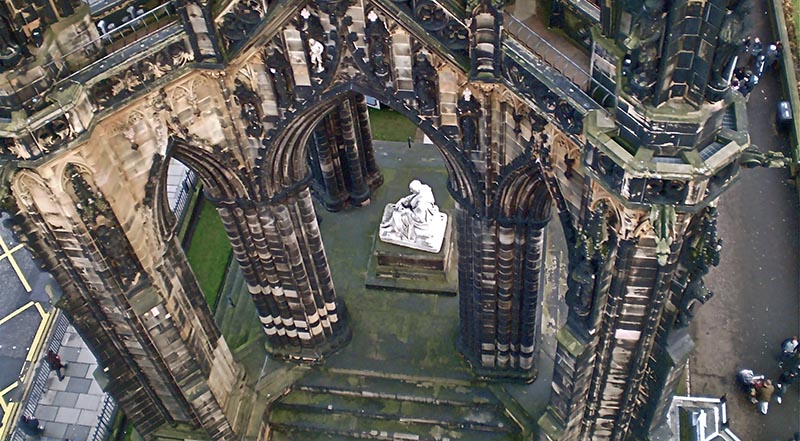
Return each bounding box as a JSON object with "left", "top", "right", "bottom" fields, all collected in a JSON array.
[
  {"left": 10, "top": 313, "right": 70, "bottom": 441},
  {"left": 504, "top": 13, "right": 592, "bottom": 88},
  {"left": 1, "top": 1, "right": 177, "bottom": 114},
  {"left": 90, "top": 394, "right": 118, "bottom": 441},
  {"left": 173, "top": 169, "right": 199, "bottom": 230},
  {"left": 503, "top": 13, "right": 616, "bottom": 107}
]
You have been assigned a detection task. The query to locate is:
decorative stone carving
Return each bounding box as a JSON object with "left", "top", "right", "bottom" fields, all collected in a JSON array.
[
  {"left": 565, "top": 201, "right": 610, "bottom": 326},
  {"left": 219, "top": 0, "right": 266, "bottom": 52},
  {"left": 529, "top": 110, "right": 548, "bottom": 132},
  {"left": 299, "top": 8, "right": 325, "bottom": 42},
  {"left": 457, "top": 89, "right": 480, "bottom": 150},
  {"left": 364, "top": 11, "right": 391, "bottom": 78},
  {"left": 624, "top": 0, "right": 666, "bottom": 99},
  {"left": 414, "top": 1, "right": 448, "bottom": 31},
  {"left": 555, "top": 102, "right": 583, "bottom": 135},
  {"left": 91, "top": 41, "right": 193, "bottom": 110},
  {"left": 233, "top": 78, "right": 264, "bottom": 138},
  {"left": 503, "top": 58, "right": 585, "bottom": 136},
  {"left": 263, "top": 47, "right": 294, "bottom": 108},
  {"left": 675, "top": 206, "right": 722, "bottom": 327},
  {"left": 34, "top": 116, "right": 72, "bottom": 151},
  {"left": 66, "top": 163, "right": 143, "bottom": 288},
  {"left": 441, "top": 22, "right": 469, "bottom": 50},
  {"left": 0, "top": 137, "right": 37, "bottom": 160},
  {"left": 413, "top": 52, "right": 438, "bottom": 115},
  {"left": 370, "top": 0, "right": 467, "bottom": 57},
  {"left": 379, "top": 180, "right": 447, "bottom": 253},
  {"left": 315, "top": 0, "right": 354, "bottom": 20},
  {"left": 308, "top": 38, "right": 326, "bottom": 74},
  {"left": 650, "top": 204, "right": 676, "bottom": 266},
  {"left": 0, "top": 12, "right": 25, "bottom": 73},
  {"left": 711, "top": 0, "right": 752, "bottom": 88}
]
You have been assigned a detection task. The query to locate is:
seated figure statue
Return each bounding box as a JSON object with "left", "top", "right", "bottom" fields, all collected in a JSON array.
[{"left": 379, "top": 180, "right": 447, "bottom": 253}]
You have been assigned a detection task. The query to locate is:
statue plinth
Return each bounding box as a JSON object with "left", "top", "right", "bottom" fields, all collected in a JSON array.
[
  {"left": 367, "top": 210, "right": 457, "bottom": 295},
  {"left": 378, "top": 203, "right": 448, "bottom": 253}
]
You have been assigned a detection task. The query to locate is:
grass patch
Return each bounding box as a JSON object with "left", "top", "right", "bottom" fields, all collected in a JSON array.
[
  {"left": 368, "top": 107, "right": 418, "bottom": 142},
  {"left": 185, "top": 198, "right": 232, "bottom": 308},
  {"left": 122, "top": 420, "right": 136, "bottom": 441},
  {"left": 678, "top": 408, "right": 692, "bottom": 440}
]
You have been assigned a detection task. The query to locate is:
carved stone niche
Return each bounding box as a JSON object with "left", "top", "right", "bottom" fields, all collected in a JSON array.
[
  {"left": 218, "top": 0, "right": 266, "bottom": 53},
  {"left": 456, "top": 89, "right": 481, "bottom": 150},
  {"left": 262, "top": 46, "right": 294, "bottom": 109},
  {"left": 412, "top": 52, "right": 438, "bottom": 115},
  {"left": 364, "top": 11, "right": 391, "bottom": 79}
]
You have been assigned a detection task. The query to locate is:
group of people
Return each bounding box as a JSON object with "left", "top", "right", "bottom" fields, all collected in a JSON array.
[
  {"left": 730, "top": 36, "right": 783, "bottom": 97},
  {"left": 738, "top": 336, "right": 799, "bottom": 415}
]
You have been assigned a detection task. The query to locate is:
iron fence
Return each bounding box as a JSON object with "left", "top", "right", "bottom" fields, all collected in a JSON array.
[
  {"left": 173, "top": 169, "right": 199, "bottom": 230},
  {"left": 10, "top": 313, "right": 69, "bottom": 441},
  {"left": 503, "top": 13, "right": 616, "bottom": 107},
  {"left": 90, "top": 394, "right": 118, "bottom": 441}
]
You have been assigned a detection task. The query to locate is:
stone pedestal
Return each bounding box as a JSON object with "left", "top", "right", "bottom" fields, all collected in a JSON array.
[{"left": 366, "top": 212, "right": 457, "bottom": 295}]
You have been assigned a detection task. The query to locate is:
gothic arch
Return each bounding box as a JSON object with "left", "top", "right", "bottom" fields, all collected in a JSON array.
[
  {"left": 494, "top": 164, "right": 553, "bottom": 225},
  {"left": 259, "top": 82, "right": 482, "bottom": 210}
]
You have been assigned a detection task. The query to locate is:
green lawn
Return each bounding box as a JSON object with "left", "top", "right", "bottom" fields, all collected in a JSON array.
[
  {"left": 368, "top": 107, "right": 418, "bottom": 142},
  {"left": 185, "top": 198, "right": 232, "bottom": 308},
  {"left": 794, "top": 0, "right": 800, "bottom": 65}
]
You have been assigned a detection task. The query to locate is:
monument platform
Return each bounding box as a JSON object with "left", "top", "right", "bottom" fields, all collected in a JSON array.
[{"left": 366, "top": 211, "right": 457, "bottom": 295}]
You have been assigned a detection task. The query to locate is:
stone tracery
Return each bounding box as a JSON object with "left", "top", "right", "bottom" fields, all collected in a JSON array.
[{"left": 0, "top": 1, "right": 756, "bottom": 440}]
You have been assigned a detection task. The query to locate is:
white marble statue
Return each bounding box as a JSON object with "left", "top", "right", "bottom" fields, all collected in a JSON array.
[
  {"left": 308, "top": 38, "right": 325, "bottom": 73},
  {"left": 379, "top": 180, "right": 447, "bottom": 253}
]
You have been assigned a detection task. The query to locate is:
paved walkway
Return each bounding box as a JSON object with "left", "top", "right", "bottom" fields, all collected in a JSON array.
[
  {"left": 28, "top": 325, "right": 114, "bottom": 441},
  {"left": 691, "top": 0, "right": 800, "bottom": 439}
]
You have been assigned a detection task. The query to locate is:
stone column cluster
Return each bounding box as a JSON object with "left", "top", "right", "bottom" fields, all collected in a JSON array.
[
  {"left": 307, "top": 94, "right": 383, "bottom": 211},
  {"left": 213, "top": 187, "right": 350, "bottom": 357},
  {"left": 456, "top": 203, "right": 549, "bottom": 379}
]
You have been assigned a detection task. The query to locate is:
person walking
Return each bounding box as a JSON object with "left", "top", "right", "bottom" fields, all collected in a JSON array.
[
  {"left": 45, "top": 349, "right": 67, "bottom": 381},
  {"left": 782, "top": 336, "right": 799, "bottom": 355},
  {"left": 775, "top": 366, "right": 798, "bottom": 404},
  {"left": 19, "top": 415, "right": 44, "bottom": 436},
  {"left": 755, "top": 379, "right": 775, "bottom": 415}
]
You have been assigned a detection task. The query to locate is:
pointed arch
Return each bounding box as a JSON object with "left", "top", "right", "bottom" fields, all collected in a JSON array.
[
  {"left": 493, "top": 162, "right": 553, "bottom": 226},
  {"left": 258, "top": 81, "right": 483, "bottom": 212}
]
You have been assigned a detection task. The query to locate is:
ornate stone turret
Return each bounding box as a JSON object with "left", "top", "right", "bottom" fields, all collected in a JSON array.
[
  {"left": 539, "top": 0, "right": 753, "bottom": 439},
  {"left": 469, "top": 0, "right": 502, "bottom": 80},
  {"left": 0, "top": 0, "right": 757, "bottom": 439}
]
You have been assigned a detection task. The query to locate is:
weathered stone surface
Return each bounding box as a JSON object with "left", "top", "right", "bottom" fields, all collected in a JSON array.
[{"left": 0, "top": 0, "right": 756, "bottom": 439}]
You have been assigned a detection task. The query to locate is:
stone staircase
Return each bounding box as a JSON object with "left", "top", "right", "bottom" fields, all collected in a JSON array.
[{"left": 267, "top": 369, "right": 524, "bottom": 441}]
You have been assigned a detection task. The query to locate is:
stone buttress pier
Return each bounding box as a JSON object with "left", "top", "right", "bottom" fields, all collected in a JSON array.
[{"left": 0, "top": 0, "right": 755, "bottom": 438}]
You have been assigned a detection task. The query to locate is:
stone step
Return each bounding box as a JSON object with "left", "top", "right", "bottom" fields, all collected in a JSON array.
[
  {"left": 270, "top": 430, "right": 363, "bottom": 441},
  {"left": 269, "top": 407, "right": 520, "bottom": 441},
  {"left": 267, "top": 369, "right": 523, "bottom": 441},
  {"left": 295, "top": 369, "right": 497, "bottom": 407},
  {"left": 276, "top": 389, "right": 516, "bottom": 432}
]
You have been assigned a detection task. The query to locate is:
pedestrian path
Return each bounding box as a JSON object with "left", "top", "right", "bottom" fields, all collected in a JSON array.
[{"left": 14, "top": 325, "right": 115, "bottom": 441}]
